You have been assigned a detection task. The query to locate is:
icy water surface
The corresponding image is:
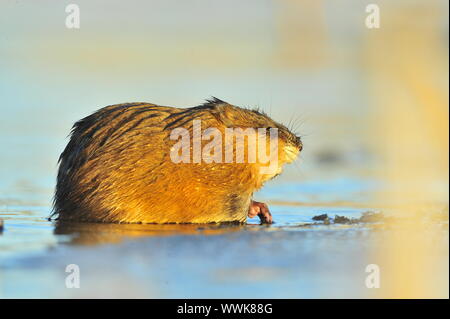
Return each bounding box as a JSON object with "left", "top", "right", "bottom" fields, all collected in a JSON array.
[{"left": 0, "top": 174, "right": 389, "bottom": 299}]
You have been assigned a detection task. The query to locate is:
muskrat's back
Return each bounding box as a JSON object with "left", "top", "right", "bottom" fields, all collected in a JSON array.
[{"left": 53, "top": 98, "right": 301, "bottom": 224}]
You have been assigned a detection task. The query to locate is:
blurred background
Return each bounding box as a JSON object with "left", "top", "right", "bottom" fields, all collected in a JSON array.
[{"left": 0, "top": 0, "right": 448, "bottom": 298}]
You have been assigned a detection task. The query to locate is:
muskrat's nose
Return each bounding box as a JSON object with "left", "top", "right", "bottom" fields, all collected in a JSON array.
[{"left": 296, "top": 136, "right": 303, "bottom": 151}]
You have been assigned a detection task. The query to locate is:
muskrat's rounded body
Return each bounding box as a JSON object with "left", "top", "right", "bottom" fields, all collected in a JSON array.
[{"left": 53, "top": 98, "right": 302, "bottom": 224}]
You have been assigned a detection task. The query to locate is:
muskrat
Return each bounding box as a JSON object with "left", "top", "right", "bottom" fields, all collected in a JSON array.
[{"left": 52, "top": 98, "right": 302, "bottom": 224}]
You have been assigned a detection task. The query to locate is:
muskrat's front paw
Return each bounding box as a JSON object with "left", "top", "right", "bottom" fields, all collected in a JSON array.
[{"left": 248, "top": 200, "right": 273, "bottom": 224}]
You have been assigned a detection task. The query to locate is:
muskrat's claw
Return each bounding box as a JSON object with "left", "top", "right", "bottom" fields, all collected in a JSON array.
[{"left": 248, "top": 200, "right": 273, "bottom": 224}]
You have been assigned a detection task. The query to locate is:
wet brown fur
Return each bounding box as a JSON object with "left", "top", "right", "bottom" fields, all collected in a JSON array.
[{"left": 53, "top": 98, "right": 302, "bottom": 223}]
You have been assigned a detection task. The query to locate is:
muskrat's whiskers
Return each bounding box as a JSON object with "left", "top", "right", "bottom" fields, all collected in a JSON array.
[
  {"left": 269, "top": 97, "right": 273, "bottom": 119},
  {"left": 291, "top": 156, "right": 307, "bottom": 179},
  {"left": 287, "top": 116, "right": 294, "bottom": 132},
  {"left": 291, "top": 114, "right": 307, "bottom": 136}
]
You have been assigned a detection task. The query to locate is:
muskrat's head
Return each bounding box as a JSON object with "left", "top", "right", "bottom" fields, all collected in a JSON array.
[{"left": 204, "top": 98, "right": 303, "bottom": 179}]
